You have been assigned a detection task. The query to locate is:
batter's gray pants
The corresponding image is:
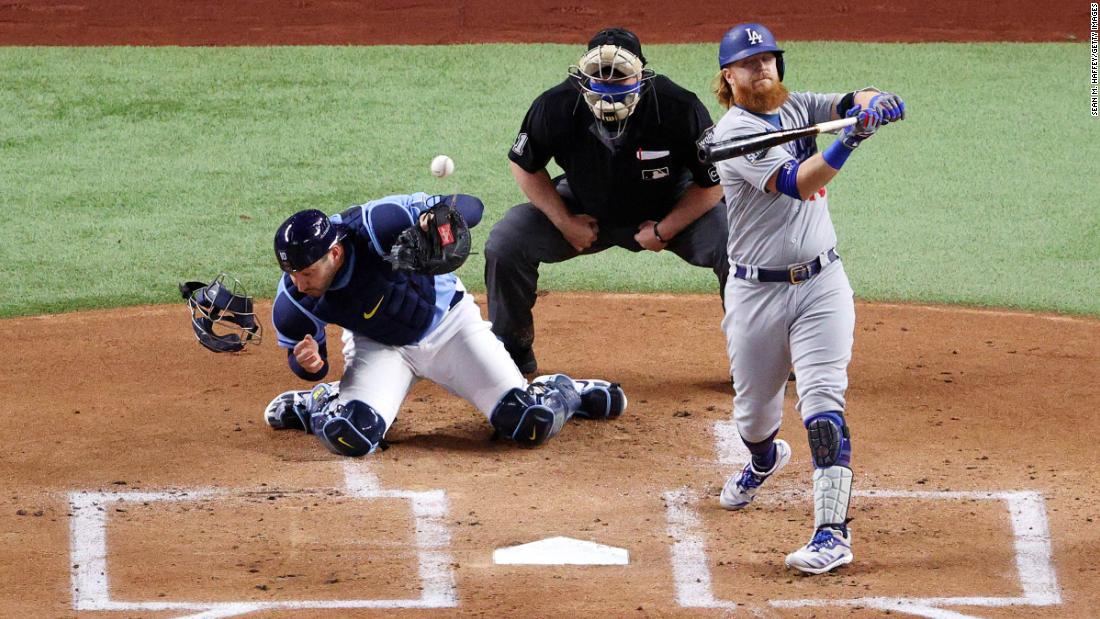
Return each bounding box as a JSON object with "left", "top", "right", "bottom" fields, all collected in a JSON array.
[{"left": 484, "top": 186, "right": 729, "bottom": 352}]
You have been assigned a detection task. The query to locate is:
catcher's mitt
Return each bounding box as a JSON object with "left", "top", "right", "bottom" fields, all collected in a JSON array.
[{"left": 385, "top": 201, "right": 471, "bottom": 275}]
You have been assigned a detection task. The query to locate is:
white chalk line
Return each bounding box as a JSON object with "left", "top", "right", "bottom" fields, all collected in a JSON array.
[
  {"left": 68, "top": 463, "right": 456, "bottom": 618},
  {"left": 664, "top": 480, "right": 1061, "bottom": 619},
  {"left": 663, "top": 489, "right": 736, "bottom": 610}
]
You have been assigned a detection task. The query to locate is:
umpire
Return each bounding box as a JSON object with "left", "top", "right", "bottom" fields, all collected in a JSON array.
[{"left": 485, "top": 27, "right": 729, "bottom": 374}]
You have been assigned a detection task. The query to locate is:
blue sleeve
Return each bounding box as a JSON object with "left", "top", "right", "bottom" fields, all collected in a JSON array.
[
  {"left": 360, "top": 193, "right": 485, "bottom": 256},
  {"left": 775, "top": 160, "right": 802, "bottom": 200},
  {"left": 432, "top": 193, "right": 484, "bottom": 227},
  {"left": 361, "top": 200, "right": 418, "bottom": 256},
  {"left": 273, "top": 276, "right": 330, "bottom": 379}
]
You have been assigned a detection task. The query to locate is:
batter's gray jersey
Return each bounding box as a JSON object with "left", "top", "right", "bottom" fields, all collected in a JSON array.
[
  {"left": 714, "top": 91, "right": 855, "bottom": 442},
  {"left": 713, "top": 91, "right": 841, "bottom": 268}
]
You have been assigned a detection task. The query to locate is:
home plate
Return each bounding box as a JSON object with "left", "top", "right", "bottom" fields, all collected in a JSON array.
[{"left": 492, "top": 536, "right": 629, "bottom": 565}]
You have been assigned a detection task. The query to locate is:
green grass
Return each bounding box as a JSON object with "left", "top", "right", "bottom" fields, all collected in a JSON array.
[{"left": 0, "top": 43, "right": 1096, "bottom": 317}]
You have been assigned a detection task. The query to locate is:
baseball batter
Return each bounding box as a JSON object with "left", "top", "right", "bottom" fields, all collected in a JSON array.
[
  {"left": 262, "top": 192, "right": 627, "bottom": 456},
  {"left": 708, "top": 24, "right": 905, "bottom": 574}
]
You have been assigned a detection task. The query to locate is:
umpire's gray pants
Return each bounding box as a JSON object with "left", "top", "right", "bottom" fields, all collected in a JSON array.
[{"left": 484, "top": 187, "right": 729, "bottom": 351}]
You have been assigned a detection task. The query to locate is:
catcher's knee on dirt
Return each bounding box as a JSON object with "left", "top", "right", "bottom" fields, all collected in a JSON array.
[
  {"left": 313, "top": 400, "right": 386, "bottom": 457},
  {"left": 490, "top": 375, "right": 581, "bottom": 447},
  {"left": 805, "top": 411, "right": 853, "bottom": 529}
]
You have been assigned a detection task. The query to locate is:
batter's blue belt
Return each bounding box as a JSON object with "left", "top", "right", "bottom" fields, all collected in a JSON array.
[{"left": 733, "top": 248, "right": 840, "bottom": 284}]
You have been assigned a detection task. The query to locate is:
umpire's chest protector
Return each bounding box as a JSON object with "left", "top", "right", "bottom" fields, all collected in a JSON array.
[{"left": 313, "top": 240, "right": 438, "bottom": 346}]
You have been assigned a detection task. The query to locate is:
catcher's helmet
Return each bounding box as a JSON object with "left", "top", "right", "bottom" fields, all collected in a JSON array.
[
  {"left": 718, "top": 23, "right": 785, "bottom": 80},
  {"left": 179, "top": 273, "right": 262, "bottom": 353},
  {"left": 274, "top": 209, "right": 344, "bottom": 273}
]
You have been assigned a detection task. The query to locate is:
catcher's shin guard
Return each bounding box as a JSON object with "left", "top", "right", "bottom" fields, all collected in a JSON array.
[
  {"left": 491, "top": 375, "right": 581, "bottom": 447},
  {"left": 313, "top": 400, "right": 386, "bottom": 457},
  {"left": 535, "top": 375, "right": 627, "bottom": 420}
]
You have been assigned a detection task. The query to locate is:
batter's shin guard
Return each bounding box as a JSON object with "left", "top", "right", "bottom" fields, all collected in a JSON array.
[{"left": 805, "top": 411, "right": 853, "bottom": 530}]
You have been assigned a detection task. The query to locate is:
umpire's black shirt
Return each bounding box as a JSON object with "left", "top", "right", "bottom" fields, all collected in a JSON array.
[{"left": 508, "top": 75, "right": 720, "bottom": 226}]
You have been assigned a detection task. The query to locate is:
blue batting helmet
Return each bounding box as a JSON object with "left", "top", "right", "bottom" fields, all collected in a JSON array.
[
  {"left": 274, "top": 209, "right": 344, "bottom": 272},
  {"left": 718, "top": 23, "right": 785, "bottom": 80}
]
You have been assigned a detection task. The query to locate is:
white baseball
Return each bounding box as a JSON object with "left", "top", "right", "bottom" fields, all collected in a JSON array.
[{"left": 430, "top": 155, "right": 455, "bottom": 178}]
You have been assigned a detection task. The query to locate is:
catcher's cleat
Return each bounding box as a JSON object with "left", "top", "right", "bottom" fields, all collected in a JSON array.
[
  {"left": 785, "top": 525, "right": 853, "bottom": 575},
  {"left": 719, "top": 439, "right": 791, "bottom": 510},
  {"left": 263, "top": 383, "right": 339, "bottom": 432}
]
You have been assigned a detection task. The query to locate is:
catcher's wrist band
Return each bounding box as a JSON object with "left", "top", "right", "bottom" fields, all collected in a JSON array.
[{"left": 653, "top": 221, "right": 667, "bottom": 243}]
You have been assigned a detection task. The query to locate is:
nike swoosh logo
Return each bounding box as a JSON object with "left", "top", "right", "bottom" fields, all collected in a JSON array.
[
  {"left": 529, "top": 425, "right": 538, "bottom": 441},
  {"left": 337, "top": 437, "right": 354, "bottom": 448},
  {"left": 362, "top": 296, "right": 384, "bottom": 319}
]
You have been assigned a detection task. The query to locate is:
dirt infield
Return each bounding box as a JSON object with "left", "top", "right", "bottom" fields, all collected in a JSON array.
[
  {"left": 3, "top": 3, "right": 1097, "bottom": 617},
  {"left": 2, "top": 294, "right": 1099, "bottom": 617},
  {"left": 0, "top": 0, "right": 1084, "bottom": 45}
]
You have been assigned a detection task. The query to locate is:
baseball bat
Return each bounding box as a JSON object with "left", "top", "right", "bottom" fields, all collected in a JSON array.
[{"left": 697, "top": 116, "right": 858, "bottom": 164}]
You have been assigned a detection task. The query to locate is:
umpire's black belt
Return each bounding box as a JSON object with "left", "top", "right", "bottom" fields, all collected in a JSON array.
[{"left": 733, "top": 248, "right": 840, "bottom": 284}]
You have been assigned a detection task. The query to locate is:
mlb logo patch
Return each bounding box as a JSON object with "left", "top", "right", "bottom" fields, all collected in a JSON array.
[{"left": 642, "top": 167, "right": 669, "bottom": 180}]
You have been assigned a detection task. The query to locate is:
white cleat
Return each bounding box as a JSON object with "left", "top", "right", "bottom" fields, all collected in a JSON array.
[
  {"left": 719, "top": 439, "right": 791, "bottom": 510},
  {"left": 785, "top": 526, "right": 854, "bottom": 575}
]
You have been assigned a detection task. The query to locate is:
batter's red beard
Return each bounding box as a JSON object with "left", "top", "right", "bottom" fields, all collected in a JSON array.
[{"left": 734, "top": 80, "right": 790, "bottom": 113}]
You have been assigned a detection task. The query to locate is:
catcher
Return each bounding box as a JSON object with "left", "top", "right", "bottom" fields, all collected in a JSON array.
[{"left": 264, "top": 192, "right": 627, "bottom": 457}]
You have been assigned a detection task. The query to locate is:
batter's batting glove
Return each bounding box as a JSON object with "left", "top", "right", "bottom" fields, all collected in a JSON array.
[
  {"left": 869, "top": 92, "right": 906, "bottom": 125},
  {"left": 841, "top": 105, "right": 882, "bottom": 148}
]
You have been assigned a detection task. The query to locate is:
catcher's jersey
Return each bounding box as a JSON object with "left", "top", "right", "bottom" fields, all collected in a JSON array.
[
  {"left": 509, "top": 76, "right": 719, "bottom": 225},
  {"left": 272, "top": 193, "right": 482, "bottom": 374},
  {"left": 713, "top": 91, "right": 842, "bottom": 267}
]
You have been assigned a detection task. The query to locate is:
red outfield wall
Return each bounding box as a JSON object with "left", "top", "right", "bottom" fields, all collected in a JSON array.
[{"left": 0, "top": 0, "right": 1084, "bottom": 46}]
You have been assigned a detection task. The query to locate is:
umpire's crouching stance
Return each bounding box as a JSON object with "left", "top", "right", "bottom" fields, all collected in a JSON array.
[{"left": 485, "top": 27, "right": 729, "bottom": 375}]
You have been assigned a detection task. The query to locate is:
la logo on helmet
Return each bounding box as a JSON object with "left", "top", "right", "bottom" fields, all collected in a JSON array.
[{"left": 746, "top": 28, "right": 763, "bottom": 45}]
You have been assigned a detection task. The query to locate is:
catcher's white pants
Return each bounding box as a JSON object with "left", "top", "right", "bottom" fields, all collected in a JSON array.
[
  {"left": 722, "top": 260, "right": 855, "bottom": 442},
  {"left": 338, "top": 292, "right": 525, "bottom": 430}
]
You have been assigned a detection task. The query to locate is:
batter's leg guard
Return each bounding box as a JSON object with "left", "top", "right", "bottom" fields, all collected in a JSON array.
[
  {"left": 786, "top": 411, "right": 854, "bottom": 574},
  {"left": 490, "top": 375, "right": 581, "bottom": 447},
  {"left": 804, "top": 411, "right": 853, "bottom": 529},
  {"left": 312, "top": 399, "right": 386, "bottom": 457},
  {"left": 264, "top": 382, "right": 340, "bottom": 432},
  {"left": 534, "top": 375, "right": 627, "bottom": 420}
]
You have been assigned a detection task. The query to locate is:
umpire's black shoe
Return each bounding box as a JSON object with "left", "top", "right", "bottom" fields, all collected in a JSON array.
[{"left": 510, "top": 346, "right": 538, "bottom": 375}]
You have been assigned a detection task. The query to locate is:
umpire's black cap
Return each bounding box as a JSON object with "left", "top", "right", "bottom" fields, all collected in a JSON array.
[{"left": 588, "top": 27, "right": 647, "bottom": 65}]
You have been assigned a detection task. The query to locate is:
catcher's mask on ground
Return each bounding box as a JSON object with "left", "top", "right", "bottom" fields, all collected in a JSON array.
[
  {"left": 179, "top": 273, "right": 262, "bottom": 353},
  {"left": 569, "top": 27, "right": 654, "bottom": 138}
]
